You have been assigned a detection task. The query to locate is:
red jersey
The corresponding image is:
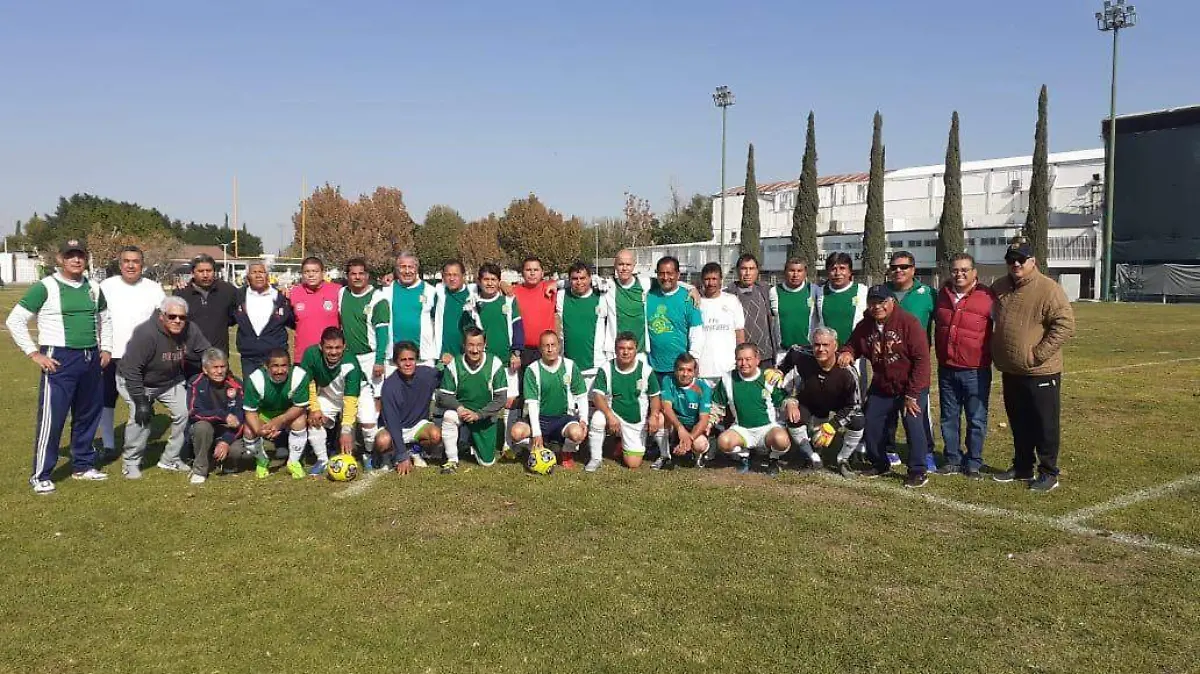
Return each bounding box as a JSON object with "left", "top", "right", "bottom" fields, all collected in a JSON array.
[
  {"left": 511, "top": 281, "right": 557, "bottom": 348},
  {"left": 289, "top": 281, "right": 341, "bottom": 360}
]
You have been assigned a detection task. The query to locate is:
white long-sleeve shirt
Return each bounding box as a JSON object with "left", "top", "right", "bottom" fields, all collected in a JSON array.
[{"left": 99, "top": 275, "right": 166, "bottom": 359}]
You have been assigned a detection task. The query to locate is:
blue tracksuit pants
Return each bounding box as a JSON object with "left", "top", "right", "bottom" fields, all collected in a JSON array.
[{"left": 32, "top": 346, "right": 103, "bottom": 481}]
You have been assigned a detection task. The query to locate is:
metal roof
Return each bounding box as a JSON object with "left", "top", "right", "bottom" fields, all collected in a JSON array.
[{"left": 719, "top": 172, "right": 869, "bottom": 197}]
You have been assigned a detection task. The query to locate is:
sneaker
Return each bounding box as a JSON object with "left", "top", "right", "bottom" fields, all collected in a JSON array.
[
  {"left": 156, "top": 460, "right": 189, "bottom": 473},
  {"left": 925, "top": 454, "right": 939, "bottom": 473},
  {"left": 837, "top": 461, "right": 855, "bottom": 479},
  {"left": 993, "top": 468, "right": 1034, "bottom": 483},
  {"left": 189, "top": 473, "right": 207, "bottom": 485},
  {"left": 904, "top": 473, "right": 929, "bottom": 489},
  {"left": 695, "top": 452, "right": 709, "bottom": 469},
  {"left": 560, "top": 454, "right": 577, "bottom": 471},
  {"left": 29, "top": 478, "right": 55, "bottom": 495},
  {"left": 308, "top": 461, "right": 328, "bottom": 477},
  {"left": 809, "top": 453, "right": 823, "bottom": 472},
  {"left": 286, "top": 461, "right": 305, "bottom": 480},
  {"left": 765, "top": 459, "right": 781, "bottom": 477},
  {"left": 963, "top": 469, "right": 984, "bottom": 481},
  {"left": 660, "top": 457, "right": 676, "bottom": 471},
  {"left": 362, "top": 454, "right": 375, "bottom": 472},
  {"left": 122, "top": 464, "right": 143, "bottom": 480},
  {"left": 860, "top": 466, "right": 890, "bottom": 479},
  {"left": 937, "top": 464, "right": 962, "bottom": 476},
  {"left": 650, "top": 455, "right": 666, "bottom": 470},
  {"left": 410, "top": 454, "right": 429, "bottom": 469},
  {"left": 72, "top": 468, "right": 108, "bottom": 481},
  {"left": 737, "top": 456, "right": 752, "bottom": 474},
  {"left": 886, "top": 452, "right": 902, "bottom": 467},
  {"left": 255, "top": 456, "right": 270, "bottom": 479},
  {"left": 1029, "top": 474, "right": 1059, "bottom": 493},
  {"left": 584, "top": 458, "right": 602, "bottom": 473},
  {"left": 439, "top": 461, "right": 459, "bottom": 475}
]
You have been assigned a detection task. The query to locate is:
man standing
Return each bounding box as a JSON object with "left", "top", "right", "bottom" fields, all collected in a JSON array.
[
  {"left": 242, "top": 349, "right": 310, "bottom": 478},
  {"left": 556, "top": 262, "right": 611, "bottom": 391},
  {"left": 175, "top": 254, "right": 237, "bottom": 377},
  {"left": 437, "top": 327, "right": 508, "bottom": 473},
  {"left": 837, "top": 285, "right": 932, "bottom": 488},
  {"left": 934, "top": 253, "right": 995, "bottom": 480},
  {"left": 991, "top": 238, "right": 1075, "bottom": 492},
  {"left": 375, "top": 341, "right": 443, "bottom": 474},
  {"left": 696, "top": 262, "right": 745, "bottom": 384},
  {"left": 187, "top": 348, "right": 258, "bottom": 484},
  {"left": 6, "top": 239, "right": 113, "bottom": 493},
  {"left": 511, "top": 331, "right": 589, "bottom": 470},
  {"left": 646, "top": 256, "right": 705, "bottom": 383},
  {"left": 816, "top": 253, "right": 869, "bottom": 352},
  {"left": 428, "top": 260, "right": 474, "bottom": 364},
  {"left": 883, "top": 250, "right": 937, "bottom": 471},
  {"left": 588, "top": 332, "right": 662, "bottom": 471},
  {"left": 289, "top": 257, "right": 341, "bottom": 361},
  {"left": 711, "top": 344, "right": 790, "bottom": 475},
  {"left": 233, "top": 261, "right": 293, "bottom": 377},
  {"left": 338, "top": 257, "right": 389, "bottom": 404},
  {"left": 778, "top": 328, "right": 865, "bottom": 477},
  {"left": 510, "top": 257, "right": 558, "bottom": 369},
  {"left": 98, "top": 246, "right": 166, "bottom": 460},
  {"left": 118, "top": 297, "right": 211, "bottom": 477},
  {"left": 770, "top": 257, "right": 820, "bottom": 361},
  {"left": 299, "top": 327, "right": 370, "bottom": 477},
  {"left": 726, "top": 254, "right": 781, "bottom": 368},
  {"left": 384, "top": 251, "right": 438, "bottom": 364}
]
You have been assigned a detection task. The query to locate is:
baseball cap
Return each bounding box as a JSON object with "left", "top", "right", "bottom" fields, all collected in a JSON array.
[
  {"left": 866, "top": 284, "right": 895, "bottom": 302},
  {"left": 59, "top": 239, "right": 87, "bottom": 256},
  {"left": 1005, "top": 237, "right": 1033, "bottom": 261}
]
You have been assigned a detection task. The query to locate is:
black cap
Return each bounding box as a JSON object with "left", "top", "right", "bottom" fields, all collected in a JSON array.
[
  {"left": 59, "top": 239, "right": 87, "bottom": 255},
  {"left": 1005, "top": 236, "right": 1034, "bottom": 260},
  {"left": 866, "top": 284, "right": 895, "bottom": 302}
]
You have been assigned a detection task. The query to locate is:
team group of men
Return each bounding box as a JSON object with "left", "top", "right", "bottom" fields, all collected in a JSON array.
[{"left": 7, "top": 235, "right": 1074, "bottom": 494}]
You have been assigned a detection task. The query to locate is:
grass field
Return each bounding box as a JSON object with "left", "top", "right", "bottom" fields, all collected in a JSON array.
[{"left": 1, "top": 286, "right": 1199, "bottom": 673}]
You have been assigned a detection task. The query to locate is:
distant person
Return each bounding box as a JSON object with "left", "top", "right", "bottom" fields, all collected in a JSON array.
[
  {"left": 726, "top": 254, "right": 780, "bottom": 368},
  {"left": 175, "top": 254, "right": 237, "bottom": 378},
  {"left": 233, "top": 261, "right": 293, "bottom": 377},
  {"left": 991, "top": 237, "right": 1075, "bottom": 493},
  {"left": 288, "top": 257, "right": 341, "bottom": 361}
]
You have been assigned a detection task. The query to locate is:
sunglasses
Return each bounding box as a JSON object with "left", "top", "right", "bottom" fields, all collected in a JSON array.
[
  {"left": 1006, "top": 256, "right": 1030, "bottom": 266},
  {"left": 888, "top": 264, "right": 914, "bottom": 271},
  {"left": 164, "top": 313, "right": 187, "bottom": 322}
]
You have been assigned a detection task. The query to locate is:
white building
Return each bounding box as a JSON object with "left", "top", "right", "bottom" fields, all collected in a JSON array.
[{"left": 631, "top": 148, "right": 1106, "bottom": 300}]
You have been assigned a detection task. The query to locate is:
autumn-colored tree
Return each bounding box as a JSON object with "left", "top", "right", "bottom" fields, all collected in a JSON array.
[
  {"left": 620, "top": 192, "right": 656, "bottom": 248},
  {"left": 292, "top": 185, "right": 417, "bottom": 273},
  {"left": 85, "top": 221, "right": 182, "bottom": 278},
  {"left": 458, "top": 214, "right": 506, "bottom": 273},
  {"left": 497, "top": 195, "right": 583, "bottom": 274}
]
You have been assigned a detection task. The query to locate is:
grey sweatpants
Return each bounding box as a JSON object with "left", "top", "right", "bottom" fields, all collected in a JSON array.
[
  {"left": 117, "top": 376, "right": 189, "bottom": 468},
  {"left": 190, "top": 421, "right": 253, "bottom": 477}
]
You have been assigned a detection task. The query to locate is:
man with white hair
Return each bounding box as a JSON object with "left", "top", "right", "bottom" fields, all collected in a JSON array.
[
  {"left": 777, "top": 327, "right": 865, "bottom": 477},
  {"left": 233, "top": 260, "right": 294, "bottom": 377},
  {"left": 117, "top": 296, "right": 211, "bottom": 477},
  {"left": 381, "top": 251, "right": 437, "bottom": 364}
]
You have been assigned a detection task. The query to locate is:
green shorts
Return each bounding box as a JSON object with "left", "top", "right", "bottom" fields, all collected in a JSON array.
[{"left": 464, "top": 419, "right": 500, "bottom": 466}]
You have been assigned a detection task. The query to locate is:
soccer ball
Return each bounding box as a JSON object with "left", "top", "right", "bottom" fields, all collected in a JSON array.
[
  {"left": 526, "top": 447, "right": 557, "bottom": 476},
  {"left": 326, "top": 454, "right": 359, "bottom": 482}
]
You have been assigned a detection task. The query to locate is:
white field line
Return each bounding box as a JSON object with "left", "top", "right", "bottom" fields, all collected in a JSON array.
[
  {"left": 1058, "top": 473, "right": 1200, "bottom": 526},
  {"left": 333, "top": 469, "right": 383, "bottom": 499},
  {"left": 813, "top": 471, "right": 1200, "bottom": 557},
  {"left": 1068, "top": 356, "right": 1200, "bottom": 376}
]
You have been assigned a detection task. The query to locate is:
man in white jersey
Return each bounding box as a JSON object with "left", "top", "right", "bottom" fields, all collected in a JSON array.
[{"left": 695, "top": 262, "right": 745, "bottom": 383}]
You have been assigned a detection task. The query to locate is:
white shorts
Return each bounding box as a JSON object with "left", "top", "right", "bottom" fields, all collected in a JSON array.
[
  {"left": 317, "top": 388, "right": 379, "bottom": 426},
  {"left": 356, "top": 353, "right": 385, "bottom": 400},
  {"left": 397, "top": 419, "right": 432, "bottom": 445},
  {"left": 729, "top": 424, "right": 782, "bottom": 450},
  {"left": 506, "top": 369, "right": 518, "bottom": 400},
  {"left": 590, "top": 411, "right": 646, "bottom": 454}
]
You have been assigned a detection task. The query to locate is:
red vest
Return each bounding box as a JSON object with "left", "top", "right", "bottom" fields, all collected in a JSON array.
[{"left": 934, "top": 284, "right": 995, "bottom": 369}]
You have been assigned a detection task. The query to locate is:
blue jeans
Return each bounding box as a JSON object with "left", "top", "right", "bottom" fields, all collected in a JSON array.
[
  {"left": 865, "top": 388, "right": 931, "bottom": 475},
  {"left": 938, "top": 366, "right": 991, "bottom": 472}
]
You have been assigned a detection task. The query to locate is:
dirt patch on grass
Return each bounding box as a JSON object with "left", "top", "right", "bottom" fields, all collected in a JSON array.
[
  {"left": 1013, "top": 541, "right": 1146, "bottom": 583},
  {"left": 694, "top": 469, "right": 882, "bottom": 509},
  {"left": 410, "top": 497, "right": 520, "bottom": 540}
]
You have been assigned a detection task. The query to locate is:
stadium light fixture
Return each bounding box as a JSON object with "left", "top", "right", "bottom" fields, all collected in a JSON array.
[
  {"left": 1097, "top": 0, "right": 1137, "bottom": 301},
  {"left": 713, "top": 85, "right": 735, "bottom": 270}
]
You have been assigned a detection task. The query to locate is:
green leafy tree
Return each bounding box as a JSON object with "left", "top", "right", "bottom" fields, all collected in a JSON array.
[
  {"left": 417, "top": 205, "right": 467, "bottom": 272},
  {"left": 1023, "top": 85, "right": 1050, "bottom": 265},
  {"left": 936, "top": 111, "right": 965, "bottom": 283},
  {"left": 497, "top": 194, "right": 583, "bottom": 274},
  {"left": 862, "top": 112, "right": 887, "bottom": 284},
  {"left": 169, "top": 220, "right": 263, "bottom": 257},
  {"left": 651, "top": 190, "right": 712, "bottom": 245},
  {"left": 740, "top": 143, "right": 762, "bottom": 260},
  {"left": 789, "top": 111, "right": 820, "bottom": 266}
]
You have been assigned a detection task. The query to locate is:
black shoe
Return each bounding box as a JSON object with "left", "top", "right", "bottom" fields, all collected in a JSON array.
[
  {"left": 963, "top": 469, "right": 984, "bottom": 481},
  {"left": 837, "top": 461, "right": 855, "bottom": 478},
  {"left": 860, "top": 466, "right": 890, "bottom": 479},
  {"left": 1029, "top": 474, "right": 1059, "bottom": 493},
  {"left": 992, "top": 468, "right": 1034, "bottom": 483},
  {"left": 765, "top": 459, "right": 781, "bottom": 477},
  {"left": 937, "top": 464, "right": 962, "bottom": 476},
  {"left": 660, "top": 457, "right": 676, "bottom": 471},
  {"left": 904, "top": 473, "right": 929, "bottom": 489}
]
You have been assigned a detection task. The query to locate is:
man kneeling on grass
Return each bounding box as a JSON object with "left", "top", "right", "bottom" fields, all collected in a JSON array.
[
  {"left": 712, "top": 343, "right": 790, "bottom": 475},
  {"left": 374, "top": 341, "right": 442, "bottom": 475},
  {"left": 243, "top": 348, "right": 310, "bottom": 479},
  {"left": 187, "top": 348, "right": 256, "bottom": 484},
  {"left": 510, "top": 331, "right": 589, "bottom": 469},
  {"left": 437, "top": 326, "right": 508, "bottom": 474},
  {"left": 657, "top": 353, "right": 713, "bottom": 469},
  {"left": 300, "top": 326, "right": 372, "bottom": 476},
  {"left": 587, "top": 331, "right": 662, "bottom": 471}
]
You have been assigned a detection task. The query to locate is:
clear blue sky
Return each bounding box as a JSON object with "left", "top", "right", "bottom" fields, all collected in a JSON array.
[{"left": 2, "top": 0, "right": 1196, "bottom": 253}]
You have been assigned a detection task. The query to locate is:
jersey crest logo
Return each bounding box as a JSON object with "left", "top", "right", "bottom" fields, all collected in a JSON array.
[
  {"left": 917, "top": 286, "right": 926, "bottom": 295},
  {"left": 227, "top": 388, "right": 237, "bottom": 399},
  {"left": 296, "top": 303, "right": 306, "bottom": 312},
  {"left": 323, "top": 299, "right": 334, "bottom": 311}
]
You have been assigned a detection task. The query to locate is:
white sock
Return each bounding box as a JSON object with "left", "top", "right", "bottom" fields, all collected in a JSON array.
[
  {"left": 100, "top": 407, "right": 116, "bottom": 450},
  {"left": 245, "top": 437, "right": 267, "bottom": 461},
  {"left": 504, "top": 409, "right": 518, "bottom": 448},
  {"left": 656, "top": 428, "right": 669, "bottom": 457},
  {"left": 361, "top": 425, "right": 378, "bottom": 451},
  {"left": 838, "top": 429, "right": 864, "bottom": 463},
  {"left": 288, "top": 429, "right": 308, "bottom": 464},
  {"left": 788, "top": 425, "right": 810, "bottom": 449},
  {"left": 587, "top": 412, "right": 606, "bottom": 464},
  {"left": 308, "top": 425, "right": 328, "bottom": 462},
  {"left": 442, "top": 412, "right": 460, "bottom": 464}
]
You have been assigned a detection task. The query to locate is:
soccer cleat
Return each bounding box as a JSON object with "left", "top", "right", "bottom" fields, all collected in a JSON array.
[
  {"left": 584, "top": 458, "right": 602, "bottom": 473},
  {"left": 837, "top": 461, "right": 855, "bottom": 479},
  {"left": 765, "top": 459, "right": 781, "bottom": 477},
  {"left": 904, "top": 473, "right": 929, "bottom": 489},
  {"left": 72, "top": 468, "right": 108, "bottom": 481},
  {"left": 809, "top": 453, "right": 823, "bottom": 472},
  {"left": 737, "top": 456, "right": 752, "bottom": 474},
  {"left": 156, "top": 460, "right": 189, "bottom": 473},
  {"left": 660, "top": 457, "right": 676, "bottom": 471},
  {"left": 695, "top": 452, "right": 708, "bottom": 469},
  {"left": 255, "top": 457, "right": 270, "bottom": 479},
  {"left": 286, "top": 461, "right": 305, "bottom": 480},
  {"left": 937, "top": 464, "right": 962, "bottom": 476},
  {"left": 1029, "top": 474, "right": 1059, "bottom": 493},
  {"left": 993, "top": 468, "right": 1034, "bottom": 483},
  {"left": 189, "top": 473, "right": 207, "bottom": 485},
  {"left": 122, "top": 464, "right": 143, "bottom": 480},
  {"left": 439, "top": 461, "right": 459, "bottom": 475},
  {"left": 308, "top": 461, "right": 328, "bottom": 477},
  {"left": 650, "top": 455, "right": 666, "bottom": 470},
  {"left": 963, "top": 469, "right": 984, "bottom": 481},
  {"left": 886, "top": 452, "right": 901, "bottom": 466},
  {"left": 925, "top": 454, "right": 939, "bottom": 473},
  {"left": 29, "top": 478, "right": 55, "bottom": 495},
  {"left": 559, "top": 453, "right": 577, "bottom": 471}
]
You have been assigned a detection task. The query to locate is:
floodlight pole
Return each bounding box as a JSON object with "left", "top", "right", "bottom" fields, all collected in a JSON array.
[
  {"left": 713, "top": 86, "right": 735, "bottom": 269},
  {"left": 1097, "top": 0, "right": 1136, "bottom": 301}
]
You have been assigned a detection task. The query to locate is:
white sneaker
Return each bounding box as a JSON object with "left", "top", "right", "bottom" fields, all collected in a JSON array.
[
  {"left": 157, "top": 460, "right": 189, "bottom": 473},
  {"left": 29, "top": 478, "right": 55, "bottom": 494},
  {"left": 71, "top": 468, "right": 108, "bottom": 481},
  {"left": 810, "top": 453, "right": 823, "bottom": 471},
  {"left": 410, "top": 454, "right": 428, "bottom": 469},
  {"left": 189, "top": 473, "right": 207, "bottom": 485},
  {"left": 123, "top": 464, "right": 143, "bottom": 480},
  {"left": 584, "top": 459, "right": 602, "bottom": 473}
]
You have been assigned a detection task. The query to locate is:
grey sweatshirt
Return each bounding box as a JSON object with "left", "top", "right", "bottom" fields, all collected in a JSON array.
[
  {"left": 118, "top": 312, "right": 211, "bottom": 398},
  {"left": 726, "top": 281, "right": 781, "bottom": 361}
]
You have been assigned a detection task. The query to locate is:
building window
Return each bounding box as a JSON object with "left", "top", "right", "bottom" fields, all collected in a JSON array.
[
  {"left": 967, "top": 238, "right": 976, "bottom": 245},
  {"left": 857, "top": 185, "right": 867, "bottom": 202},
  {"left": 906, "top": 240, "right": 921, "bottom": 248},
  {"left": 924, "top": 240, "right": 936, "bottom": 248}
]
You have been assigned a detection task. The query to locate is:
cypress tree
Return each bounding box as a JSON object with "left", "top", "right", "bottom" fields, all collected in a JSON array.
[
  {"left": 861, "top": 111, "right": 887, "bottom": 284},
  {"left": 936, "top": 111, "right": 965, "bottom": 283},
  {"left": 1023, "top": 85, "right": 1050, "bottom": 265},
  {"left": 789, "top": 111, "right": 820, "bottom": 267},
  {"left": 740, "top": 143, "right": 762, "bottom": 260}
]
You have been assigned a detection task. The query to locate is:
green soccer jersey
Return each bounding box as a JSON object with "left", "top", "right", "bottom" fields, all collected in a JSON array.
[
  {"left": 818, "top": 282, "right": 865, "bottom": 345},
  {"left": 523, "top": 357, "right": 586, "bottom": 417},
  {"left": 438, "top": 286, "right": 472, "bottom": 357},
  {"left": 18, "top": 274, "right": 107, "bottom": 349},
  {"left": 339, "top": 286, "right": 390, "bottom": 360},
  {"left": 891, "top": 280, "right": 935, "bottom": 340},
  {"left": 244, "top": 366, "right": 310, "bottom": 415},
  {"left": 299, "top": 345, "right": 362, "bottom": 398},
  {"left": 469, "top": 293, "right": 522, "bottom": 359},
  {"left": 558, "top": 289, "right": 606, "bottom": 372},
  {"left": 772, "top": 282, "right": 815, "bottom": 349},
  {"left": 660, "top": 376, "right": 713, "bottom": 428},
  {"left": 614, "top": 277, "right": 649, "bottom": 351},
  {"left": 713, "top": 369, "right": 785, "bottom": 428},
  {"left": 441, "top": 354, "right": 507, "bottom": 411},
  {"left": 391, "top": 280, "right": 430, "bottom": 346},
  {"left": 646, "top": 286, "right": 703, "bottom": 373},
  {"left": 593, "top": 358, "right": 660, "bottom": 424}
]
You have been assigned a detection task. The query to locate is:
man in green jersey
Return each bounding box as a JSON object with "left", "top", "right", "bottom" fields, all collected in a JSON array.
[
  {"left": 556, "top": 261, "right": 611, "bottom": 391},
  {"left": 712, "top": 343, "right": 790, "bottom": 475},
  {"left": 300, "top": 327, "right": 369, "bottom": 476},
  {"left": 511, "top": 331, "right": 589, "bottom": 470},
  {"left": 242, "top": 348, "right": 310, "bottom": 479},
  {"left": 432, "top": 260, "right": 474, "bottom": 364},
  {"left": 587, "top": 332, "right": 662, "bottom": 471},
  {"left": 464, "top": 263, "right": 524, "bottom": 453},
  {"left": 338, "top": 257, "right": 389, "bottom": 410},
  {"left": 383, "top": 251, "right": 437, "bottom": 364},
  {"left": 656, "top": 353, "right": 713, "bottom": 469},
  {"left": 437, "top": 326, "right": 508, "bottom": 473},
  {"left": 770, "top": 257, "right": 820, "bottom": 361},
  {"left": 883, "top": 250, "right": 938, "bottom": 471}
]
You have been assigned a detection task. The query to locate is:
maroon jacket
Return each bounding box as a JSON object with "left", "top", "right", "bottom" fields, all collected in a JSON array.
[
  {"left": 840, "top": 307, "right": 930, "bottom": 398},
  {"left": 934, "top": 283, "right": 995, "bottom": 370}
]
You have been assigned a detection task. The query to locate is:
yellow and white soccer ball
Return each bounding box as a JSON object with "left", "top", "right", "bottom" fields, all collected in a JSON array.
[
  {"left": 526, "top": 447, "right": 557, "bottom": 476},
  {"left": 326, "top": 454, "right": 360, "bottom": 482}
]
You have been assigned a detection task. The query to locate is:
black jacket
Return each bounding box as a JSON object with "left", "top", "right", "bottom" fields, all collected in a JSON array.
[
  {"left": 118, "top": 313, "right": 211, "bottom": 398},
  {"left": 175, "top": 280, "right": 238, "bottom": 354},
  {"left": 233, "top": 286, "right": 294, "bottom": 365}
]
